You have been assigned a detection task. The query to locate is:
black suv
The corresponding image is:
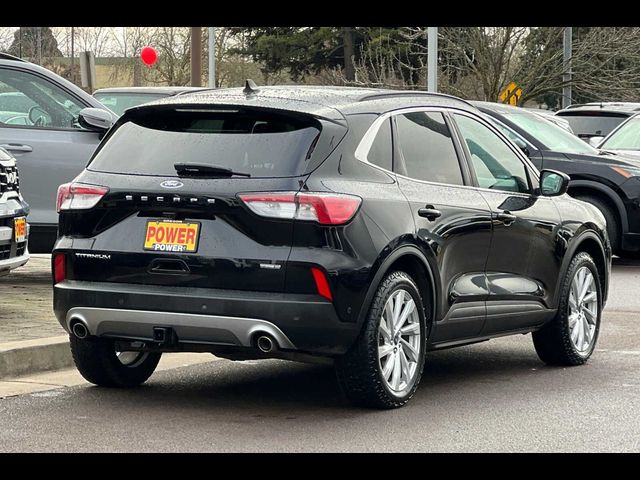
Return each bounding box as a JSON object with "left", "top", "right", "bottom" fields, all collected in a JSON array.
[
  {"left": 53, "top": 86, "right": 611, "bottom": 408},
  {"left": 475, "top": 101, "right": 640, "bottom": 257},
  {"left": 0, "top": 147, "right": 29, "bottom": 275}
]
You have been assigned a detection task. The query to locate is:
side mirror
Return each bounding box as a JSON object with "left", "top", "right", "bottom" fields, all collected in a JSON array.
[
  {"left": 588, "top": 136, "right": 605, "bottom": 148},
  {"left": 78, "top": 108, "right": 115, "bottom": 133},
  {"left": 513, "top": 137, "right": 530, "bottom": 157},
  {"left": 539, "top": 169, "right": 570, "bottom": 197}
]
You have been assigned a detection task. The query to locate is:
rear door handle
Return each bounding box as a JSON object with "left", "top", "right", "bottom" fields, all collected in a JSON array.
[
  {"left": 0, "top": 143, "right": 33, "bottom": 153},
  {"left": 418, "top": 205, "right": 442, "bottom": 221},
  {"left": 494, "top": 211, "right": 517, "bottom": 226}
]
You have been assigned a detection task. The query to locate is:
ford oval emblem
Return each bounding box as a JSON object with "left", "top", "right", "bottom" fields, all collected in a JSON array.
[{"left": 160, "top": 180, "right": 184, "bottom": 189}]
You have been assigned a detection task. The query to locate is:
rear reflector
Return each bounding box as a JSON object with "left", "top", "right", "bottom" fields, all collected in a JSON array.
[
  {"left": 56, "top": 183, "right": 109, "bottom": 212},
  {"left": 311, "top": 267, "right": 333, "bottom": 301},
  {"left": 53, "top": 253, "right": 66, "bottom": 284},
  {"left": 239, "top": 192, "right": 361, "bottom": 225}
]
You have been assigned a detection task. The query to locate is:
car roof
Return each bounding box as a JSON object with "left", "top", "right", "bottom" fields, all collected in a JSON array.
[
  {"left": 132, "top": 84, "right": 477, "bottom": 122},
  {"left": 556, "top": 102, "right": 640, "bottom": 115},
  {"left": 470, "top": 100, "right": 533, "bottom": 115},
  {"left": 93, "top": 86, "right": 207, "bottom": 96}
]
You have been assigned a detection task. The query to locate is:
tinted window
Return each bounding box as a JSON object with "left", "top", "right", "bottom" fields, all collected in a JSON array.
[
  {"left": 0, "top": 68, "right": 85, "bottom": 129},
  {"left": 395, "top": 111, "right": 463, "bottom": 185},
  {"left": 368, "top": 118, "right": 393, "bottom": 170},
  {"left": 93, "top": 92, "right": 169, "bottom": 116},
  {"left": 454, "top": 114, "right": 530, "bottom": 194},
  {"left": 88, "top": 109, "right": 321, "bottom": 178},
  {"left": 557, "top": 113, "right": 627, "bottom": 138}
]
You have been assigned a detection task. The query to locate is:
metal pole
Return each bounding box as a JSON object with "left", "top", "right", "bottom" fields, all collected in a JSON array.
[
  {"left": 208, "top": 27, "right": 216, "bottom": 88},
  {"left": 37, "top": 27, "right": 42, "bottom": 64},
  {"left": 191, "top": 27, "right": 202, "bottom": 87},
  {"left": 71, "top": 27, "right": 75, "bottom": 84},
  {"left": 19, "top": 27, "right": 22, "bottom": 58},
  {"left": 562, "top": 27, "right": 572, "bottom": 109},
  {"left": 427, "top": 27, "right": 438, "bottom": 92}
]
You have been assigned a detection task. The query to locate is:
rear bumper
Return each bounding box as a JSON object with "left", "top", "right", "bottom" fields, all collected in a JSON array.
[
  {"left": 0, "top": 250, "right": 29, "bottom": 275},
  {"left": 53, "top": 280, "right": 361, "bottom": 355}
]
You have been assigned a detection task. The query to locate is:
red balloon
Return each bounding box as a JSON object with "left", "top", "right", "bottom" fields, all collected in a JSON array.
[{"left": 140, "top": 46, "right": 158, "bottom": 66}]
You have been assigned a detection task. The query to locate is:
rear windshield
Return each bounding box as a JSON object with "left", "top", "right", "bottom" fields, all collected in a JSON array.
[
  {"left": 556, "top": 113, "right": 628, "bottom": 137},
  {"left": 88, "top": 109, "right": 321, "bottom": 178}
]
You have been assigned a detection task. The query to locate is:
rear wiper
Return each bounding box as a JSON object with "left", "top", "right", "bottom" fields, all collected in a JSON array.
[{"left": 174, "top": 162, "right": 251, "bottom": 178}]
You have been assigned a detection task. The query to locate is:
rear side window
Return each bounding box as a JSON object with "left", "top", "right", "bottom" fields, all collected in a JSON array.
[
  {"left": 367, "top": 118, "right": 393, "bottom": 171},
  {"left": 88, "top": 109, "right": 321, "bottom": 178},
  {"left": 394, "top": 111, "right": 464, "bottom": 185}
]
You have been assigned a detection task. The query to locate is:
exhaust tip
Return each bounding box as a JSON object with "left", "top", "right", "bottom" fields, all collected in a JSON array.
[
  {"left": 256, "top": 335, "right": 275, "bottom": 353},
  {"left": 71, "top": 321, "right": 89, "bottom": 339}
]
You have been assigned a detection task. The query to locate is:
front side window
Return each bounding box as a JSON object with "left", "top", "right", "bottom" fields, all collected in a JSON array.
[
  {"left": 394, "top": 111, "right": 464, "bottom": 185},
  {"left": 454, "top": 114, "right": 530, "bottom": 194},
  {"left": 0, "top": 68, "right": 85, "bottom": 129}
]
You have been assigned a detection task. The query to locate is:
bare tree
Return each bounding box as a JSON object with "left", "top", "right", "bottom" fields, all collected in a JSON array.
[{"left": 0, "top": 27, "right": 17, "bottom": 52}]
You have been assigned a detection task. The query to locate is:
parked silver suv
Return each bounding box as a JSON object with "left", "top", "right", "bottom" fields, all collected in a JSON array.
[
  {"left": 0, "top": 147, "right": 29, "bottom": 275},
  {"left": 0, "top": 53, "right": 116, "bottom": 252}
]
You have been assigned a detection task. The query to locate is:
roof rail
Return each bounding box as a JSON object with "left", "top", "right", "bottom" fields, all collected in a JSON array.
[
  {"left": 0, "top": 52, "right": 26, "bottom": 62},
  {"left": 359, "top": 90, "right": 475, "bottom": 109}
]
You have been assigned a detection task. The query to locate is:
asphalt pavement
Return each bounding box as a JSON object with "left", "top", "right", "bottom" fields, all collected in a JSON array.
[{"left": 0, "top": 259, "right": 638, "bottom": 452}]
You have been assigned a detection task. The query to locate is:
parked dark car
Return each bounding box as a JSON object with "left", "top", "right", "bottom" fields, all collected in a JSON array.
[
  {"left": 555, "top": 102, "right": 640, "bottom": 144},
  {"left": 0, "top": 147, "right": 29, "bottom": 275},
  {"left": 475, "top": 101, "right": 640, "bottom": 257},
  {"left": 53, "top": 85, "right": 610, "bottom": 408},
  {"left": 93, "top": 86, "right": 206, "bottom": 116},
  {"left": 0, "top": 53, "right": 117, "bottom": 253}
]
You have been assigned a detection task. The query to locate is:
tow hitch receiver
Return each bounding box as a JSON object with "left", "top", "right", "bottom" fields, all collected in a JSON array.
[{"left": 153, "top": 327, "right": 177, "bottom": 346}]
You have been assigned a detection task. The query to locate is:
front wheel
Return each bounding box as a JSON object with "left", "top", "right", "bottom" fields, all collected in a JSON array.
[
  {"left": 532, "top": 252, "right": 602, "bottom": 366},
  {"left": 70, "top": 335, "right": 161, "bottom": 387},
  {"left": 335, "top": 271, "right": 427, "bottom": 409}
]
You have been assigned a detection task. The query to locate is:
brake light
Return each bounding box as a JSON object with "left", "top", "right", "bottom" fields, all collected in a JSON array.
[
  {"left": 53, "top": 253, "right": 66, "bottom": 284},
  {"left": 239, "top": 192, "right": 361, "bottom": 225},
  {"left": 56, "top": 183, "right": 109, "bottom": 212},
  {"left": 311, "top": 267, "right": 333, "bottom": 301}
]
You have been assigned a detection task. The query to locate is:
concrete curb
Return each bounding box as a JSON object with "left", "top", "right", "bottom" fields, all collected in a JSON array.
[{"left": 0, "top": 336, "right": 71, "bottom": 379}]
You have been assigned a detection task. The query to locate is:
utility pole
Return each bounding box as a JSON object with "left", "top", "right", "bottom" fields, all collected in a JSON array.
[
  {"left": 562, "top": 27, "right": 572, "bottom": 109},
  {"left": 37, "top": 27, "right": 42, "bottom": 65},
  {"left": 191, "top": 27, "right": 202, "bottom": 87},
  {"left": 71, "top": 27, "right": 75, "bottom": 84},
  {"left": 427, "top": 27, "right": 438, "bottom": 92},
  {"left": 19, "top": 27, "right": 22, "bottom": 58},
  {"left": 208, "top": 27, "right": 216, "bottom": 88}
]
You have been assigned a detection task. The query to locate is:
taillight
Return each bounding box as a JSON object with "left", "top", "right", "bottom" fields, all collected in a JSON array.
[
  {"left": 239, "top": 192, "right": 361, "bottom": 225},
  {"left": 56, "top": 183, "right": 109, "bottom": 213},
  {"left": 53, "top": 253, "right": 66, "bottom": 284}
]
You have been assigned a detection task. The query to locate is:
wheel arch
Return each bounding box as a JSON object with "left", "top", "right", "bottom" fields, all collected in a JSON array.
[
  {"left": 555, "top": 230, "right": 609, "bottom": 307},
  {"left": 357, "top": 245, "right": 438, "bottom": 330},
  {"left": 569, "top": 180, "right": 628, "bottom": 235}
]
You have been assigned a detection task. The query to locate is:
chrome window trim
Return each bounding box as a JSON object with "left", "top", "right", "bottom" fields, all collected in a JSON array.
[{"left": 354, "top": 106, "right": 541, "bottom": 195}]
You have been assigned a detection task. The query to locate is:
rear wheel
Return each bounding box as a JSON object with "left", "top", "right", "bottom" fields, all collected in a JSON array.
[
  {"left": 70, "top": 335, "right": 161, "bottom": 387},
  {"left": 532, "top": 252, "right": 601, "bottom": 366},
  {"left": 335, "top": 271, "right": 427, "bottom": 409},
  {"left": 574, "top": 194, "right": 619, "bottom": 254}
]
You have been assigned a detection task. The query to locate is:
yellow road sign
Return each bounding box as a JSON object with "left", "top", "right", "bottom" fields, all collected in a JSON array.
[{"left": 499, "top": 82, "right": 523, "bottom": 106}]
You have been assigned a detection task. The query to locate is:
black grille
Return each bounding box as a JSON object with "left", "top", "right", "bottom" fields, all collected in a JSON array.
[
  {"left": 0, "top": 164, "right": 19, "bottom": 194},
  {"left": 0, "top": 244, "right": 10, "bottom": 260},
  {"left": 16, "top": 243, "right": 26, "bottom": 256}
]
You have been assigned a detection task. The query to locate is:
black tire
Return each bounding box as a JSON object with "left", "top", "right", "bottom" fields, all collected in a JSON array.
[
  {"left": 574, "top": 194, "right": 619, "bottom": 253},
  {"left": 532, "top": 252, "right": 602, "bottom": 366},
  {"left": 70, "top": 335, "right": 161, "bottom": 388},
  {"left": 335, "top": 271, "right": 427, "bottom": 409}
]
